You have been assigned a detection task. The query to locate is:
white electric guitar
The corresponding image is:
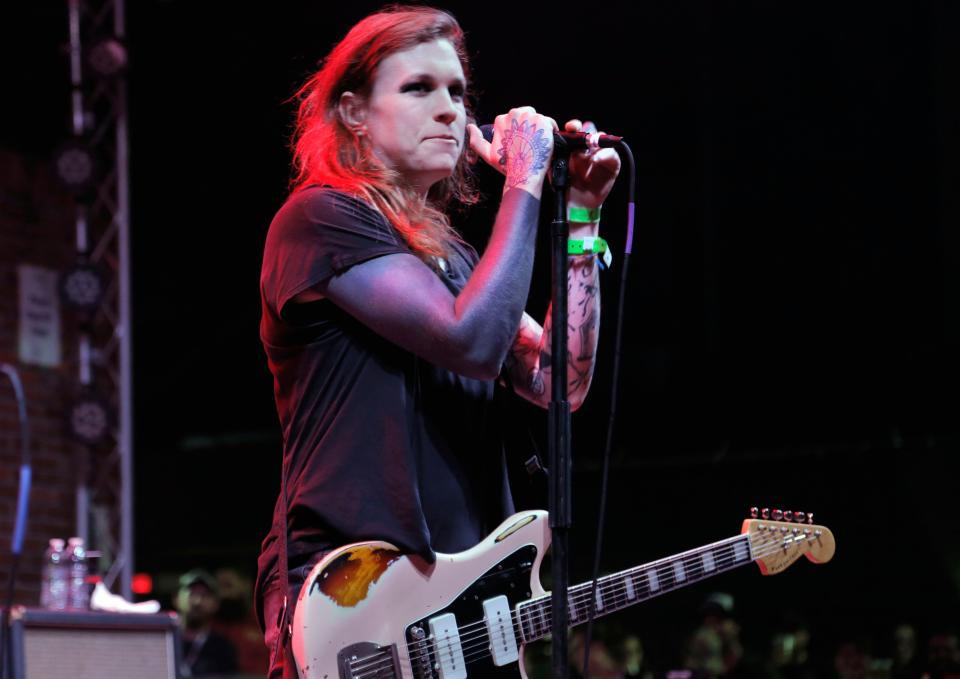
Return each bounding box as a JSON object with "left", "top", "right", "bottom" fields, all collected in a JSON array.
[{"left": 292, "top": 508, "right": 835, "bottom": 679}]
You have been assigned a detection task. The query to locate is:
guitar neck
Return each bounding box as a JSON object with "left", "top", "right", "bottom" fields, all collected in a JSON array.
[{"left": 516, "top": 533, "right": 753, "bottom": 642}]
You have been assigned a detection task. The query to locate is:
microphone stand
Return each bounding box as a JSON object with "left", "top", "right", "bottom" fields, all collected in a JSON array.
[{"left": 548, "top": 151, "right": 572, "bottom": 679}]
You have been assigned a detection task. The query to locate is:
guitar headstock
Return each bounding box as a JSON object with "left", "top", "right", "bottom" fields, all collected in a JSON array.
[{"left": 742, "top": 507, "right": 836, "bottom": 575}]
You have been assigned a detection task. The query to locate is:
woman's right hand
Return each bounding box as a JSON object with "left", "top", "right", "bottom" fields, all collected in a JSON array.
[{"left": 468, "top": 107, "right": 557, "bottom": 197}]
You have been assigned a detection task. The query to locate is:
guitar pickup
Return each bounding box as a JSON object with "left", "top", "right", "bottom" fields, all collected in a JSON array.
[
  {"left": 483, "top": 595, "right": 519, "bottom": 666},
  {"left": 428, "top": 613, "right": 467, "bottom": 679}
]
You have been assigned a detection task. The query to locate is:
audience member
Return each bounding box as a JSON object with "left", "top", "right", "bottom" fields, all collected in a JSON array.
[{"left": 176, "top": 569, "right": 239, "bottom": 678}]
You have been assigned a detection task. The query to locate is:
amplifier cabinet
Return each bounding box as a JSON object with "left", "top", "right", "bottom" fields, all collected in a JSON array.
[{"left": 4, "top": 607, "right": 182, "bottom": 679}]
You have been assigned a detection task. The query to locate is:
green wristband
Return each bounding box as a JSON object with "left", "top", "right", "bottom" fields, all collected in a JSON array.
[
  {"left": 567, "top": 204, "right": 602, "bottom": 223},
  {"left": 568, "top": 236, "right": 612, "bottom": 269}
]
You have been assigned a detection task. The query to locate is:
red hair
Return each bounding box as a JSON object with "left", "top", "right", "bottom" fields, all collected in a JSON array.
[{"left": 290, "top": 5, "right": 478, "bottom": 260}]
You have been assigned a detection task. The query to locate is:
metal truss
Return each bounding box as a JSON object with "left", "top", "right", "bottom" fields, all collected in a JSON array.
[{"left": 65, "top": 0, "right": 133, "bottom": 599}]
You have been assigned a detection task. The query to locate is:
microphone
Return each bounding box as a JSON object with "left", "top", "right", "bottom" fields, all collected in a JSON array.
[{"left": 478, "top": 123, "right": 621, "bottom": 152}]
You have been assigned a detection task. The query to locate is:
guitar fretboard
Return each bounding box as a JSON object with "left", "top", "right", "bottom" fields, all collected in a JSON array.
[{"left": 516, "top": 534, "right": 753, "bottom": 642}]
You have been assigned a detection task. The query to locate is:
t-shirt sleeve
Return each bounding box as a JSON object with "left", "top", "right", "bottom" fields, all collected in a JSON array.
[{"left": 260, "top": 188, "right": 409, "bottom": 318}]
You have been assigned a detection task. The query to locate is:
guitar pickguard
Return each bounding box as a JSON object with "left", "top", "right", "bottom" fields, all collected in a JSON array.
[{"left": 405, "top": 544, "right": 538, "bottom": 679}]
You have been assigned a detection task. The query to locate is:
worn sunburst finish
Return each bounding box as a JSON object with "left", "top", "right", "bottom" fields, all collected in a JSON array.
[{"left": 315, "top": 546, "right": 402, "bottom": 607}]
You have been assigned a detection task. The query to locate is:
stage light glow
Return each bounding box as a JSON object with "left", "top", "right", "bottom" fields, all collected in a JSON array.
[
  {"left": 60, "top": 261, "right": 105, "bottom": 311},
  {"left": 68, "top": 394, "right": 112, "bottom": 445},
  {"left": 132, "top": 573, "right": 153, "bottom": 595},
  {"left": 54, "top": 141, "right": 97, "bottom": 193},
  {"left": 88, "top": 38, "right": 128, "bottom": 77}
]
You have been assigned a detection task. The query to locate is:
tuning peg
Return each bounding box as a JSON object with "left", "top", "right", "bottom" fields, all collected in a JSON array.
[
  {"left": 750, "top": 507, "right": 759, "bottom": 519},
  {"left": 806, "top": 512, "right": 814, "bottom": 525},
  {"left": 772, "top": 509, "right": 783, "bottom": 520},
  {"left": 783, "top": 511, "right": 793, "bottom": 522},
  {"left": 794, "top": 511, "right": 806, "bottom": 523},
  {"left": 761, "top": 508, "right": 770, "bottom": 520}
]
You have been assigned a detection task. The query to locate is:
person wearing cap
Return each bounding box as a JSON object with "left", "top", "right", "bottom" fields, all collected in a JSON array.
[{"left": 176, "top": 568, "right": 239, "bottom": 677}]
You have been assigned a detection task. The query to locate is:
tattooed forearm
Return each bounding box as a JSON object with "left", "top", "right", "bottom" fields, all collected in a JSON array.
[
  {"left": 511, "top": 327, "right": 540, "bottom": 360},
  {"left": 576, "top": 309, "right": 597, "bottom": 362},
  {"left": 506, "top": 251, "right": 601, "bottom": 409},
  {"left": 528, "top": 367, "right": 546, "bottom": 395},
  {"left": 531, "top": 327, "right": 551, "bottom": 395},
  {"left": 576, "top": 282, "right": 599, "bottom": 320},
  {"left": 574, "top": 260, "right": 599, "bottom": 363},
  {"left": 568, "top": 353, "right": 592, "bottom": 392},
  {"left": 498, "top": 119, "right": 552, "bottom": 189},
  {"left": 563, "top": 254, "right": 600, "bottom": 403},
  {"left": 535, "top": 322, "right": 553, "bottom": 390}
]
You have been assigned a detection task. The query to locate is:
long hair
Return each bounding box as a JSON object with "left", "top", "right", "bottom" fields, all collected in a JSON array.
[{"left": 291, "top": 5, "right": 478, "bottom": 260}]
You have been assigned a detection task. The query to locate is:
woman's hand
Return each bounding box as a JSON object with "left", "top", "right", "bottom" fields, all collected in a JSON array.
[
  {"left": 468, "top": 107, "right": 558, "bottom": 197},
  {"left": 564, "top": 119, "right": 621, "bottom": 210}
]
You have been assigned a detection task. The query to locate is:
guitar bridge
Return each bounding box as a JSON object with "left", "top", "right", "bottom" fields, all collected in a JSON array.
[
  {"left": 337, "top": 641, "right": 400, "bottom": 679},
  {"left": 407, "top": 624, "right": 434, "bottom": 679}
]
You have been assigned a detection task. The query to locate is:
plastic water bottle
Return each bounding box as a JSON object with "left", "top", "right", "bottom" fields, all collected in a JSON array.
[
  {"left": 64, "top": 537, "right": 89, "bottom": 610},
  {"left": 40, "top": 538, "right": 68, "bottom": 610}
]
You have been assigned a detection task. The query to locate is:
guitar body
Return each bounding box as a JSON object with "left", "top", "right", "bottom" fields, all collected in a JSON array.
[{"left": 292, "top": 511, "right": 551, "bottom": 679}]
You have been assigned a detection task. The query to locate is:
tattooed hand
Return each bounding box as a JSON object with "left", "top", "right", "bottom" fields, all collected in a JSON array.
[
  {"left": 565, "top": 119, "right": 622, "bottom": 210},
  {"left": 467, "top": 107, "right": 557, "bottom": 197}
]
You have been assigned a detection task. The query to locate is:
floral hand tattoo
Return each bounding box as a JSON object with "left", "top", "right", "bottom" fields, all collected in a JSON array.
[{"left": 497, "top": 118, "right": 552, "bottom": 189}]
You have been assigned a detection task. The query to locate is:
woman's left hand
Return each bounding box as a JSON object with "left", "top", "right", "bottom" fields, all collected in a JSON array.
[{"left": 564, "top": 119, "right": 622, "bottom": 209}]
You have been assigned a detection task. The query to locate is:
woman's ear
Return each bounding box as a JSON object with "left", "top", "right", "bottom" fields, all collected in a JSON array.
[{"left": 338, "top": 91, "right": 367, "bottom": 133}]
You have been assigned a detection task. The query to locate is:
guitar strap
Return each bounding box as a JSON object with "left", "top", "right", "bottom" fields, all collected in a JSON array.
[{"left": 271, "top": 450, "right": 293, "bottom": 673}]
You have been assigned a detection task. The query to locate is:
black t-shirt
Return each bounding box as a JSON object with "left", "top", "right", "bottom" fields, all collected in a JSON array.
[{"left": 256, "top": 187, "right": 514, "bottom": 601}]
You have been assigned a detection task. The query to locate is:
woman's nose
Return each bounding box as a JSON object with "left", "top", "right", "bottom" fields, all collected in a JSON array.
[{"left": 433, "top": 90, "right": 458, "bottom": 123}]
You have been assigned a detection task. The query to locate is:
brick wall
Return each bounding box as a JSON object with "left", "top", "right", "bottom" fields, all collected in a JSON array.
[{"left": 0, "top": 148, "right": 79, "bottom": 605}]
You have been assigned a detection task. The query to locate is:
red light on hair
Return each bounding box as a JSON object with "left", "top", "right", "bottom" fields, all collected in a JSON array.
[{"left": 290, "top": 6, "right": 477, "bottom": 261}]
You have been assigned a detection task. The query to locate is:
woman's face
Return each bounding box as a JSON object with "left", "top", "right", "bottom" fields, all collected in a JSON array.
[{"left": 358, "top": 39, "right": 467, "bottom": 194}]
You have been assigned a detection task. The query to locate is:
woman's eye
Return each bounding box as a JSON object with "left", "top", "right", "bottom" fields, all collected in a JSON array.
[{"left": 402, "top": 82, "right": 430, "bottom": 94}]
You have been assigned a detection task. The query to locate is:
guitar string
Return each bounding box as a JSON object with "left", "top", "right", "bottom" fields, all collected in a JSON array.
[
  {"left": 460, "top": 530, "right": 820, "bottom": 650},
  {"left": 412, "top": 535, "right": 748, "bottom": 655},
  {"left": 353, "top": 536, "right": 817, "bottom": 677},
  {"left": 345, "top": 543, "right": 764, "bottom": 679},
  {"left": 401, "top": 535, "right": 791, "bottom": 665},
  {"left": 347, "top": 537, "right": 815, "bottom": 679},
  {"left": 346, "top": 536, "right": 818, "bottom": 678},
  {"left": 360, "top": 528, "right": 808, "bottom": 674},
  {"left": 399, "top": 549, "right": 751, "bottom": 673}
]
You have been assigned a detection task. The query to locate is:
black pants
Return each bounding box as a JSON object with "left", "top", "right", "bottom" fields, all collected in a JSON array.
[{"left": 261, "top": 559, "right": 324, "bottom": 679}]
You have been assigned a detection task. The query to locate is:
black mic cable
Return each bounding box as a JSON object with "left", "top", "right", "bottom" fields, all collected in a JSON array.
[
  {"left": 477, "top": 121, "right": 637, "bottom": 678},
  {"left": 0, "top": 363, "right": 31, "bottom": 679},
  {"left": 580, "top": 140, "right": 635, "bottom": 679}
]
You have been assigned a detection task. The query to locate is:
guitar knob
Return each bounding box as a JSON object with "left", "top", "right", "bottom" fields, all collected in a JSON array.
[
  {"left": 750, "top": 507, "right": 759, "bottom": 519},
  {"left": 794, "top": 511, "right": 806, "bottom": 523},
  {"left": 761, "top": 508, "right": 770, "bottom": 520},
  {"left": 772, "top": 509, "right": 783, "bottom": 520},
  {"left": 783, "top": 511, "right": 793, "bottom": 522}
]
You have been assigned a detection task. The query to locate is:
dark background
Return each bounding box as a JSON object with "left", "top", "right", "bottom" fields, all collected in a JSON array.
[{"left": 5, "top": 0, "right": 960, "bottom": 671}]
